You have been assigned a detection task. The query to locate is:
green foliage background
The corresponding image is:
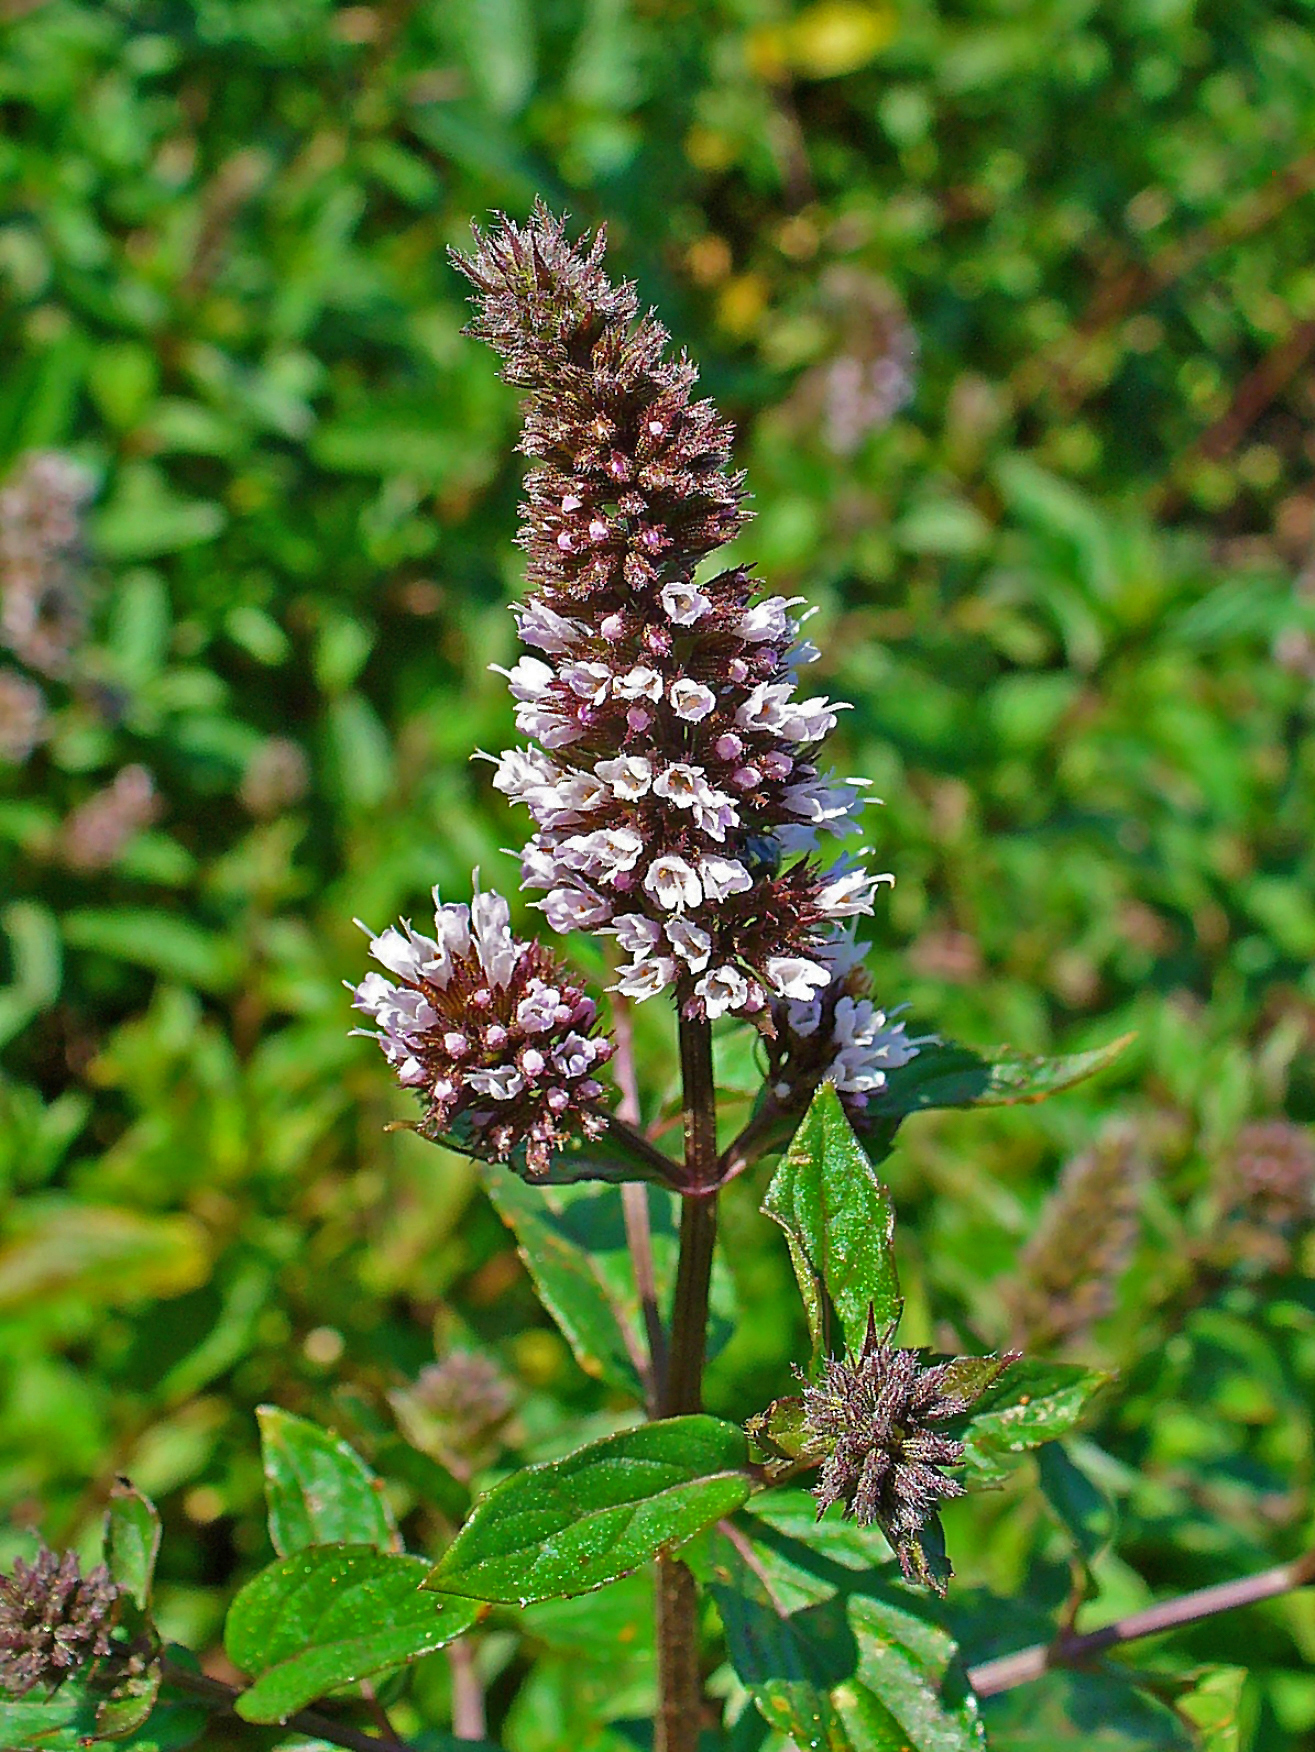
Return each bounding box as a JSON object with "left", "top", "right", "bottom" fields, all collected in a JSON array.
[{"left": 1, "top": 0, "right": 1314, "bottom": 1745}]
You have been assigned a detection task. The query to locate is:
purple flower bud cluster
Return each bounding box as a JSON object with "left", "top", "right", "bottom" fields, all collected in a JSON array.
[
  {"left": 0, "top": 1546, "right": 119, "bottom": 1697},
  {"left": 765, "top": 931, "right": 925, "bottom": 1120},
  {"left": 453, "top": 204, "right": 890, "bottom": 1022},
  {"left": 350, "top": 883, "right": 614, "bottom": 1175}
]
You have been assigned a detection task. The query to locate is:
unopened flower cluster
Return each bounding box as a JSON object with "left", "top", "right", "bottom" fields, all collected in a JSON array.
[
  {"left": 800, "top": 1312, "right": 1003, "bottom": 1594},
  {"left": 0, "top": 1546, "right": 119, "bottom": 1697},
  {"left": 351, "top": 885, "right": 613, "bottom": 1174},
  {"left": 453, "top": 203, "right": 889, "bottom": 1023}
]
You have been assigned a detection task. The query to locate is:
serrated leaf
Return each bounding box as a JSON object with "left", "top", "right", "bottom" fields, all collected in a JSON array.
[
  {"left": 257, "top": 1406, "right": 399, "bottom": 1556},
  {"left": 763, "top": 1083, "right": 901, "bottom": 1368},
  {"left": 104, "top": 1478, "right": 162, "bottom": 1609},
  {"left": 871, "top": 1034, "right": 1133, "bottom": 1118},
  {"left": 426, "top": 1416, "right": 751, "bottom": 1605},
  {"left": 225, "top": 1545, "right": 479, "bottom": 1724},
  {"left": 958, "top": 1361, "right": 1110, "bottom": 1482}
]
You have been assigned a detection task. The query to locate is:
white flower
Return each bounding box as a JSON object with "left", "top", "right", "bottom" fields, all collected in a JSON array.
[
  {"left": 644, "top": 855, "right": 702, "bottom": 910},
  {"left": 783, "top": 776, "right": 865, "bottom": 830},
  {"left": 496, "top": 654, "right": 552, "bottom": 700},
  {"left": 491, "top": 746, "right": 559, "bottom": 805},
  {"left": 612, "top": 956, "right": 677, "bottom": 1000},
  {"left": 695, "top": 964, "right": 750, "bottom": 1019},
  {"left": 467, "top": 1065, "right": 526, "bottom": 1101},
  {"left": 471, "top": 887, "right": 519, "bottom": 987},
  {"left": 737, "top": 596, "right": 804, "bottom": 643},
  {"left": 697, "top": 855, "right": 752, "bottom": 900},
  {"left": 596, "top": 754, "right": 653, "bottom": 799},
  {"left": 514, "top": 600, "right": 582, "bottom": 654},
  {"left": 691, "top": 788, "right": 738, "bottom": 841},
  {"left": 670, "top": 679, "right": 717, "bottom": 721},
  {"left": 517, "top": 984, "right": 563, "bottom": 1033},
  {"left": 653, "top": 762, "right": 705, "bottom": 808},
  {"left": 765, "top": 956, "right": 831, "bottom": 1001},
  {"left": 735, "top": 682, "right": 795, "bottom": 736},
  {"left": 540, "top": 887, "right": 612, "bottom": 931},
  {"left": 558, "top": 825, "right": 645, "bottom": 880},
  {"left": 816, "top": 866, "right": 892, "bottom": 919},
  {"left": 613, "top": 665, "right": 664, "bottom": 701},
  {"left": 362, "top": 920, "right": 442, "bottom": 984},
  {"left": 552, "top": 1031, "right": 602, "bottom": 1077},
  {"left": 612, "top": 913, "right": 663, "bottom": 958},
  {"left": 665, "top": 918, "right": 712, "bottom": 971},
  {"left": 660, "top": 581, "right": 711, "bottom": 625},
  {"left": 562, "top": 659, "right": 613, "bottom": 703}
]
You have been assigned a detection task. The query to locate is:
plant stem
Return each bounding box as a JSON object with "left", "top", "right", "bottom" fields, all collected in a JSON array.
[
  {"left": 159, "top": 1657, "right": 395, "bottom": 1752},
  {"left": 447, "top": 1638, "right": 488, "bottom": 1740},
  {"left": 968, "top": 1548, "right": 1315, "bottom": 1697},
  {"left": 655, "top": 1014, "right": 720, "bottom": 1752},
  {"left": 613, "top": 984, "right": 667, "bottom": 1409}
]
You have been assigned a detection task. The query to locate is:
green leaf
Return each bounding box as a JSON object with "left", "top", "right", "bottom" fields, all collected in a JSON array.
[
  {"left": 1036, "top": 1442, "right": 1115, "bottom": 1567},
  {"left": 93, "top": 1663, "right": 163, "bottom": 1740},
  {"left": 62, "top": 909, "right": 241, "bottom": 994},
  {"left": 0, "top": 1198, "right": 210, "bottom": 1312},
  {"left": 104, "top": 1478, "right": 162, "bottom": 1609},
  {"left": 427, "top": 1416, "right": 751, "bottom": 1605},
  {"left": 0, "top": 900, "right": 60, "bottom": 1049},
  {"left": 957, "top": 1361, "right": 1110, "bottom": 1483},
  {"left": 746, "top": 1395, "right": 820, "bottom": 1473},
  {"left": 481, "top": 1167, "right": 646, "bottom": 1400},
  {"left": 763, "top": 1083, "right": 901, "bottom": 1368},
  {"left": 1177, "top": 1666, "right": 1247, "bottom": 1751},
  {"left": 225, "top": 1546, "right": 479, "bottom": 1724},
  {"left": 871, "top": 1034, "right": 1133, "bottom": 1119},
  {"left": 708, "top": 1520, "right": 985, "bottom": 1751},
  {"left": 257, "top": 1406, "right": 400, "bottom": 1556}
]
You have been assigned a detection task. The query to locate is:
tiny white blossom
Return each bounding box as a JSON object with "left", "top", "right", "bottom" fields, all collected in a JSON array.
[
  {"left": 540, "top": 886, "right": 613, "bottom": 931},
  {"left": 765, "top": 956, "right": 831, "bottom": 1001},
  {"left": 645, "top": 855, "right": 702, "bottom": 910},
  {"left": 665, "top": 918, "right": 712, "bottom": 972},
  {"left": 471, "top": 887, "right": 519, "bottom": 987},
  {"left": 660, "top": 581, "right": 712, "bottom": 625},
  {"left": 612, "top": 913, "right": 663, "bottom": 958},
  {"left": 613, "top": 956, "right": 678, "bottom": 1000},
  {"left": 670, "top": 679, "right": 717, "bottom": 721},
  {"left": 737, "top": 596, "right": 804, "bottom": 643},
  {"left": 697, "top": 855, "right": 752, "bottom": 900},
  {"left": 467, "top": 1065, "right": 526, "bottom": 1100},
  {"left": 517, "top": 984, "right": 563, "bottom": 1033},
  {"left": 514, "top": 600, "right": 582, "bottom": 653},
  {"left": 613, "top": 665, "right": 664, "bottom": 701},
  {"left": 596, "top": 754, "right": 653, "bottom": 799},
  {"left": 695, "top": 964, "right": 750, "bottom": 1019}
]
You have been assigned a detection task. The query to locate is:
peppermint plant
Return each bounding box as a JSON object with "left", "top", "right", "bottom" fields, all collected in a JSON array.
[{"left": 1, "top": 206, "right": 1294, "bottom": 1752}]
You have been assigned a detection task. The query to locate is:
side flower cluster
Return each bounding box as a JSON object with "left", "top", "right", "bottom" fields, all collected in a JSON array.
[
  {"left": 350, "top": 883, "right": 614, "bottom": 1175},
  {"left": 0, "top": 1547, "right": 119, "bottom": 1697},
  {"left": 764, "top": 930, "right": 924, "bottom": 1119},
  {"left": 799, "top": 1311, "right": 1012, "bottom": 1594},
  {"left": 453, "top": 204, "right": 889, "bottom": 1022}
]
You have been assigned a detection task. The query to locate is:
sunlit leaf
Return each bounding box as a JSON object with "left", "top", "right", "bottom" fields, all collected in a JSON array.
[{"left": 426, "top": 1416, "right": 751, "bottom": 1604}]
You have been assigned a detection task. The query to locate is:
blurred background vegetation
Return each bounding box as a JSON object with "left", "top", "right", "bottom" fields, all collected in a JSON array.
[{"left": 1, "top": 0, "right": 1314, "bottom": 1745}]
